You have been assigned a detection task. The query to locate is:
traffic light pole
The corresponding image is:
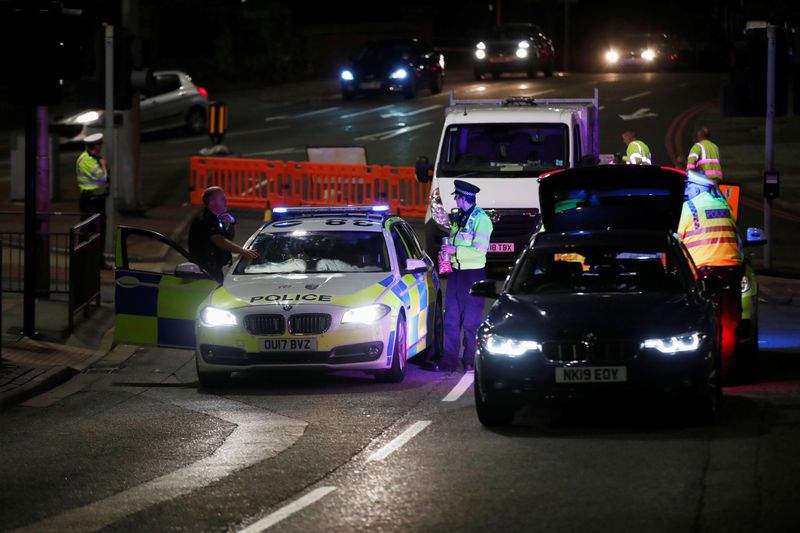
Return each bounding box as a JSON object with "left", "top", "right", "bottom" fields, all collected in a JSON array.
[
  {"left": 23, "top": 105, "right": 37, "bottom": 336},
  {"left": 104, "top": 24, "right": 115, "bottom": 256},
  {"left": 764, "top": 25, "right": 775, "bottom": 270}
]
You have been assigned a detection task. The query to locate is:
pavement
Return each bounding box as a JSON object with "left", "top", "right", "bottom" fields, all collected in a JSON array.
[{"left": 2, "top": 71, "right": 800, "bottom": 412}]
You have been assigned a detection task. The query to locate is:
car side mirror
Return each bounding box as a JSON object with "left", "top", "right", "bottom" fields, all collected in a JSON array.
[
  {"left": 743, "top": 227, "right": 768, "bottom": 248},
  {"left": 470, "top": 279, "right": 498, "bottom": 299},
  {"left": 405, "top": 258, "right": 427, "bottom": 273},
  {"left": 175, "top": 262, "right": 210, "bottom": 279},
  {"left": 702, "top": 275, "right": 729, "bottom": 294},
  {"left": 415, "top": 156, "right": 434, "bottom": 183}
]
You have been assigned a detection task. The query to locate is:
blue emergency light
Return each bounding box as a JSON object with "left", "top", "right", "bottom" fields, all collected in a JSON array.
[{"left": 270, "top": 205, "right": 394, "bottom": 221}]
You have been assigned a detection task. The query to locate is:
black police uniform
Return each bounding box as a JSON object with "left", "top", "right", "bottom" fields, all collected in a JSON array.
[{"left": 188, "top": 208, "right": 234, "bottom": 282}]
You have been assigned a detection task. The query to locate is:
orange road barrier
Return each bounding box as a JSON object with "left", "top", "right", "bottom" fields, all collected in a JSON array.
[
  {"left": 190, "top": 157, "right": 430, "bottom": 218},
  {"left": 719, "top": 183, "right": 740, "bottom": 220}
]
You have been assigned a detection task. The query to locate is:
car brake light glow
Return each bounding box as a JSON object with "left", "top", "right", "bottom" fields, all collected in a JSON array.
[{"left": 197, "top": 87, "right": 209, "bottom": 97}]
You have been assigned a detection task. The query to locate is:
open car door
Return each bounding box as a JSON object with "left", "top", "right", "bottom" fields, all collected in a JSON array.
[{"left": 114, "top": 226, "right": 219, "bottom": 349}]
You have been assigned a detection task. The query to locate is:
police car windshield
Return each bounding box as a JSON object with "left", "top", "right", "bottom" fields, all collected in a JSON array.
[
  {"left": 510, "top": 245, "right": 687, "bottom": 294},
  {"left": 236, "top": 230, "right": 390, "bottom": 274},
  {"left": 438, "top": 123, "right": 568, "bottom": 177}
]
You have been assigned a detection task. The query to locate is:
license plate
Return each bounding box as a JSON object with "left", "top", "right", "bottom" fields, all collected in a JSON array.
[
  {"left": 555, "top": 366, "right": 627, "bottom": 383},
  {"left": 488, "top": 56, "right": 513, "bottom": 64},
  {"left": 489, "top": 242, "right": 515, "bottom": 253},
  {"left": 359, "top": 81, "right": 381, "bottom": 89},
  {"left": 262, "top": 338, "right": 317, "bottom": 351}
]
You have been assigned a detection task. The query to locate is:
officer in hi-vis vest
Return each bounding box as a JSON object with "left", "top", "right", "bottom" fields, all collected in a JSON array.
[{"left": 430, "top": 179, "right": 493, "bottom": 373}]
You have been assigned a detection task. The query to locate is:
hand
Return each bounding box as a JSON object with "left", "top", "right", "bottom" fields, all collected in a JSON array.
[
  {"left": 219, "top": 213, "right": 235, "bottom": 225},
  {"left": 240, "top": 248, "right": 259, "bottom": 260},
  {"left": 100, "top": 158, "right": 108, "bottom": 170},
  {"left": 442, "top": 244, "right": 456, "bottom": 254}
]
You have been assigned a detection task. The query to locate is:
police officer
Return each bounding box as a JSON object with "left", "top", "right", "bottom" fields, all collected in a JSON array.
[
  {"left": 621, "top": 129, "right": 652, "bottom": 165},
  {"left": 686, "top": 126, "right": 723, "bottom": 182},
  {"left": 432, "top": 180, "right": 493, "bottom": 372},
  {"left": 76, "top": 133, "right": 110, "bottom": 265},
  {"left": 677, "top": 170, "right": 742, "bottom": 370},
  {"left": 188, "top": 186, "right": 258, "bottom": 282}
]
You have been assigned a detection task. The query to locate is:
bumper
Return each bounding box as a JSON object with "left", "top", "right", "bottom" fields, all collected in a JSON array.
[
  {"left": 475, "top": 345, "right": 715, "bottom": 405},
  {"left": 342, "top": 79, "right": 413, "bottom": 94},
  {"left": 475, "top": 56, "right": 536, "bottom": 73}
]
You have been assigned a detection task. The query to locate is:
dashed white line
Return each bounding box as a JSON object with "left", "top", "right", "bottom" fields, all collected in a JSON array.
[
  {"left": 225, "top": 125, "right": 291, "bottom": 138},
  {"left": 354, "top": 121, "right": 432, "bottom": 141},
  {"left": 294, "top": 106, "right": 341, "bottom": 118},
  {"left": 340, "top": 105, "right": 395, "bottom": 119},
  {"left": 442, "top": 373, "right": 475, "bottom": 402},
  {"left": 621, "top": 91, "right": 652, "bottom": 102},
  {"left": 532, "top": 89, "right": 556, "bottom": 96},
  {"left": 264, "top": 115, "right": 292, "bottom": 122},
  {"left": 238, "top": 487, "right": 337, "bottom": 533},
  {"left": 379, "top": 105, "right": 442, "bottom": 118},
  {"left": 367, "top": 420, "right": 431, "bottom": 461},
  {"left": 599, "top": 105, "right": 606, "bottom": 111}
]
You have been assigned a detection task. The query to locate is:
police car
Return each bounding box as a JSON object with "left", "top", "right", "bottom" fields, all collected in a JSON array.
[{"left": 113, "top": 206, "right": 442, "bottom": 387}]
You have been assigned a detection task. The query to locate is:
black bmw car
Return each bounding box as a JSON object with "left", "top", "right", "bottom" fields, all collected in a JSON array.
[
  {"left": 471, "top": 165, "right": 723, "bottom": 426},
  {"left": 339, "top": 38, "right": 445, "bottom": 100}
]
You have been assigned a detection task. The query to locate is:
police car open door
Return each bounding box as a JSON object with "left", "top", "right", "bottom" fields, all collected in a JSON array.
[{"left": 114, "top": 226, "right": 219, "bottom": 349}]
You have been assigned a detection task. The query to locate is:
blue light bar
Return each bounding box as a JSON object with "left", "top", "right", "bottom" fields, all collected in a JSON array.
[
  {"left": 273, "top": 207, "right": 288, "bottom": 214},
  {"left": 270, "top": 205, "right": 393, "bottom": 220},
  {"left": 372, "top": 205, "right": 390, "bottom": 212}
]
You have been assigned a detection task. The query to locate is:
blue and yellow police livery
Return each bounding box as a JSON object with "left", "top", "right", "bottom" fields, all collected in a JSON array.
[{"left": 113, "top": 207, "right": 443, "bottom": 387}]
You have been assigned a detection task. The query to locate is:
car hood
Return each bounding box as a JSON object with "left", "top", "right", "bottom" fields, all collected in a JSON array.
[
  {"left": 537, "top": 165, "right": 686, "bottom": 233},
  {"left": 214, "top": 272, "right": 394, "bottom": 309},
  {"left": 486, "top": 292, "right": 708, "bottom": 341}
]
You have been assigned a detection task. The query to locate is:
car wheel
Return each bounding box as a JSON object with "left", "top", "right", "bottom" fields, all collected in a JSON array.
[
  {"left": 379, "top": 316, "right": 407, "bottom": 383},
  {"left": 474, "top": 371, "right": 516, "bottom": 427},
  {"left": 341, "top": 88, "right": 356, "bottom": 101},
  {"left": 688, "top": 352, "right": 722, "bottom": 426},
  {"left": 430, "top": 71, "right": 444, "bottom": 94},
  {"left": 734, "top": 320, "right": 759, "bottom": 384},
  {"left": 426, "top": 295, "right": 444, "bottom": 361},
  {"left": 543, "top": 60, "right": 555, "bottom": 77},
  {"left": 491, "top": 72, "right": 501, "bottom": 80},
  {"left": 185, "top": 107, "right": 206, "bottom": 135},
  {"left": 402, "top": 80, "right": 417, "bottom": 99},
  {"left": 196, "top": 355, "right": 230, "bottom": 388}
]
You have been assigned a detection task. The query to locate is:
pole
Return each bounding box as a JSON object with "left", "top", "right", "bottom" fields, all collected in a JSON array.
[
  {"left": 36, "top": 105, "right": 50, "bottom": 296},
  {"left": 104, "top": 24, "right": 115, "bottom": 256},
  {"left": 764, "top": 25, "right": 775, "bottom": 269},
  {"left": 23, "top": 104, "right": 37, "bottom": 336},
  {"left": 563, "top": 0, "right": 570, "bottom": 72}
]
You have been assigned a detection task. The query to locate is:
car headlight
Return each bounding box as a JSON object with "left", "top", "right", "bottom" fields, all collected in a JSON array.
[
  {"left": 340, "top": 69, "right": 354, "bottom": 81},
  {"left": 475, "top": 49, "right": 486, "bottom": 60},
  {"left": 389, "top": 68, "right": 408, "bottom": 80},
  {"left": 642, "top": 333, "right": 701, "bottom": 354},
  {"left": 641, "top": 49, "right": 656, "bottom": 61},
  {"left": 74, "top": 110, "right": 101, "bottom": 124},
  {"left": 200, "top": 306, "right": 237, "bottom": 327},
  {"left": 485, "top": 334, "right": 542, "bottom": 357},
  {"left": 429, "top": 187, "right": 450, "bottom": 230},
  {"left": 476, "top": 41, "right": 486, "bottom": 50},
  {"left": 741, "top": 275, "right": 751, "bottom": 293},
  {"left": 518, "top": 40, "right": 530, "bottom": 49},
  {"left": 605, "top": 50, "right": 619, "bottom": 63},
  {"left": 342, "top": 304, "right": 391, "bottom": 324},
  {"left": 439, "top": 54, "right": 445, "bottom": 70},
  {"left": 515, "top": 48, "right": 528, "bottom": 59}
]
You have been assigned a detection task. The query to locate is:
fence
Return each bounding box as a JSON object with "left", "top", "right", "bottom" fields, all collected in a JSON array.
[
  {"left": 189, "top": 157, "right": 430, "bottom": 218},
  {"left": 0, "top": 212, "right": 102, "bottom": 332}
]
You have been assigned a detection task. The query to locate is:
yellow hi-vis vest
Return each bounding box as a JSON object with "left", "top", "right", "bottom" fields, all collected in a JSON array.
[
  {"left": 677, "top": 191, "right": 741, "bottom": 269},
  {"left": 450, "top": 206, "right": 493, "bottom": 270},
  {"left": 686, "top": 140, "right": 723, "bottom": 182},
  {"left": 623, "top": 140, "right": 652, "bottom": 165},
  {"left": 76, "top": 151, "right": 108, "bottom": 195}
]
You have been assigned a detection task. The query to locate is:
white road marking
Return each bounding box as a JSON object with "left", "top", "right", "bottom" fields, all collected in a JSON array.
[
  {"left": 354, "top": 121, "right": 432, "bottom": 142},
  {"left": 14, "top": 394, "right": 307, "bottom": 533},
  {"left": 621, "top": 91, "right": 652, "bottom": 102},
  {"left": 442, "top": 373, "right": 475, "bottom": 402},
  {"left": 379, "top": 105, "right": 441, "bottom": 118},
  {"left": 224, "top": 125, "right": 292, "bottom": 138},
  {"left": 293, "top": 106, "right": 341, "bottom": 118},
  {"left": 619, "top": 107, "right": 659, "bottom": 121},
  {"left": 532, "top": 89, "right": 555, "bottom": 96},
  {"left": 264, "top": 115, "right": 291, "bottom": 122},
  {"left": 238, "top": 487, "right": 337, "bottom": 532},
  {"left": 599, "top": 105, "right": 606, "bottom": 111},
  {"left": 340, "top": 104, "right": 394, "bottom": 119},
  {"left": 367, "top": 420, "right": 431, "bottom": 462},
  {"left": 241, "top": 147, "right": 305, "bottom": 158}
]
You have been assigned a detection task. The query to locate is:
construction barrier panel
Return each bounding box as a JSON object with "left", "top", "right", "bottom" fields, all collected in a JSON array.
[
  {"left": 718, "top": 183, "right": 740, "bottom": 220},
  {"left": 190, "top": 157, "right": 430, "bottom": 218}
]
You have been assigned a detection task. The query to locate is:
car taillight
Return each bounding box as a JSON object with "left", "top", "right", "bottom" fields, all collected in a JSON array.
[{"left": 197, "top": 87, "right": 208, "bottom": 97}]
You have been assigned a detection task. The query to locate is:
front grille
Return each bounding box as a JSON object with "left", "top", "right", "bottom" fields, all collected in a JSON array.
[
  {"left": 484, "top": 210, "right": 541, "bottom": 256},
  {"left": 543, "top": 341, "right": 638, "bottom": 364},
  {"left": 244, "top": 314, "right": 285, "bottom": 335},
  {"left": 288, "top": 314, "right": 331, "bottom": 335}
]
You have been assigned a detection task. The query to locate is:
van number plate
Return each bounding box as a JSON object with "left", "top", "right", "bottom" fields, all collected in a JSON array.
[{"left": 489, "top": 242, "right": 515, "bottom": 253}]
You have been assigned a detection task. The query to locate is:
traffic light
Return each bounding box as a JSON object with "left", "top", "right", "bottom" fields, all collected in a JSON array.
[{"left": 114, "top": 29, "right": 155, "bottom": 109}]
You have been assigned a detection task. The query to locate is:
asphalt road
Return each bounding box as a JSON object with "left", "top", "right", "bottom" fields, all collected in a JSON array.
[{"left": 3, "top": 70, "right": 800, "bottom": 532}]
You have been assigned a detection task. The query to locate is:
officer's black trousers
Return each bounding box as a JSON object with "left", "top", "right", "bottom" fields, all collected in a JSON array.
[{"left": 442, "top": 268, "right": 486, "bottom": 369}]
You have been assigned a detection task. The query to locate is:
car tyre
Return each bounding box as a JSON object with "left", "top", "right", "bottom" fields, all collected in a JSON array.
[
  {"left": 196, "top": 356, "right": 230, "bottom": 388},
  {"left": 342, "top": 88, "right": 356, "bottom": 101},
  {"left": 526, "top": 65, "right": 538, "bottom": 79},
  {"left": 473, "top": 70, "right": 483, "bottom": 81},
  {"left": 379, "top": 316, "right": 407, "bottom": 383},
  {"left": 425, "top": 295, "right": 444, "bottom": 362},
  {"left": 491, "top": 72, "right": 501, "bottom": 80},
  {"left": 689, "top": 352, "right": 722, "bottom": 426},
  {"left": 185, "top": 106, "right": 206, "bottom": 135},
  {"left": 430, "top": 71, "right": 444, "bottom": 94},
  {"left": 402, "top": 80, "right": 417, "bottom": 99},
  {"left": 543, "top": 59, "right": 555, "bottom": 77},
  {"left": 474, "top": 371, "right": 516, "bottom": 427},
  {"left": 734, "top": 320, "right": 759, "bottom": 384}
]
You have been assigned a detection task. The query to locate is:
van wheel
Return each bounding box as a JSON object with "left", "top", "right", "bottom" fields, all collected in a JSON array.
[{"left": 379, "top": 317, "right": 407, "bottom": 383}]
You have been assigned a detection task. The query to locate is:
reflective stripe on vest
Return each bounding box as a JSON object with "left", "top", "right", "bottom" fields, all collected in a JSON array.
[
  {"left": 686, "top": 141, "right": 722, "bottom": 180},
  {"left": 626, "top": 140, "right": 652, "bottom": 165}
]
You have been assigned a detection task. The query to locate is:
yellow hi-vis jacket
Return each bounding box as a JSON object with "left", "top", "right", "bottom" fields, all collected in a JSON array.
[
  {"left": 450, "top": 206, "right": 493, "bottom": 270},
  {"left": 623, "top": 140, "right": 652, "bottom": 165},
  {"left": 677, "top": 191, "right": 742, "bottom": 269},
  {"left": 686, "top": 140, "right": 723, "bottom": 182},
  {"left": 76, "top": 151, "right": 108, "bottom": 195}
]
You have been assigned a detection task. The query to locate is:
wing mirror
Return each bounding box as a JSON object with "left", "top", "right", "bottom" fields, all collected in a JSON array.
[
  {"left": 743, "top": 227, "right": 768, "bottom": 248},
  {"left": 405, "top": 258, "right": 428, "bottom": 273},
  {"left": 175, "top": 262, "right": 210, "bottom": 279},
  {"left": 470, "top": 279, "right": 498, "bottom": 299},
  {"left": 415, "top": 156, "right": 434, "bottom": 183}
]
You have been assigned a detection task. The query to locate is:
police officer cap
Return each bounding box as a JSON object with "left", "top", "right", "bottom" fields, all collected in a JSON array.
[
  {"left": 452, "top": 179, "right": 480, "bottom": 198},
  {"left": 686, "top": 170, "right": 715, "bottom": 188},
  {"left": 84, "top": 133, "right": 104, "bottom": 145}
]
